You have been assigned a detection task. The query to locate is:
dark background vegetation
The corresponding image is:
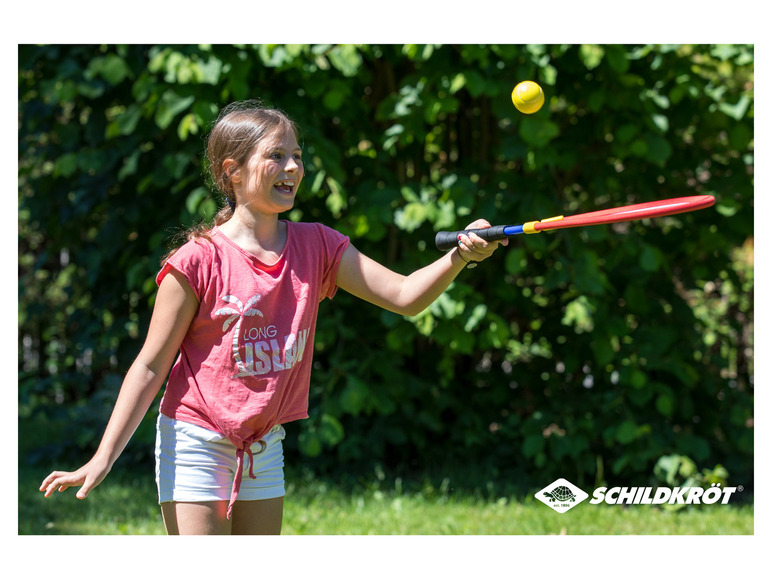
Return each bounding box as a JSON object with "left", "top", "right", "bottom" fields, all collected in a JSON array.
[{"left": 19, "top": 44, "right": 753, "bottom": 494}]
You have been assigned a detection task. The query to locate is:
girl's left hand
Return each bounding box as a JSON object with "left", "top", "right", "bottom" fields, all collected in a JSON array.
[{"left": 456, "top": 219, "right": 509, "bottom": 265}]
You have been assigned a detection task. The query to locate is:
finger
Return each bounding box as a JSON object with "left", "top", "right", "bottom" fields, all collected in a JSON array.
[
  {"left": 44, "top": 473, "right": 80, "bottom": 497},
  {"left": 463, "top": 232, "right": 507, "bottom": 261},
  {"left": 40, "top": 471, "right": 64, "bottom": 491},
  {"left": 466, "top": 231, "right": 490, "bottom": 249},
  {"left": 457, "top": 234, "right": 475, "bottom": 255},
  {"left": 45, "top": 477, "right": 68, "bottom": 497},
  {"left": 76, "top": 477, "right": 96, "bottom": 499},
  {"left": 464, "top": 219, "right": 491, "bottom": 230},
  {"left": 43, "top": 480, "right": 62, "bottom": 498},
  {"left": 466, "top": 234, "right": 496, "bottom": 262},
  {"left": 40, "top": 473, "right": 61, "bottom": 496}
]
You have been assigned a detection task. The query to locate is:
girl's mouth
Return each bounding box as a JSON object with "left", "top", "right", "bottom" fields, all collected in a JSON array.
[{"left": 274, "top": 180, "right": 296, "bottom": 195}]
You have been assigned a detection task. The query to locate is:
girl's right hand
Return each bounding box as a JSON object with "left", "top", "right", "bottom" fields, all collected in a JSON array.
[{"left": 39, "top": 457, "right": 111, "bottom": 500}]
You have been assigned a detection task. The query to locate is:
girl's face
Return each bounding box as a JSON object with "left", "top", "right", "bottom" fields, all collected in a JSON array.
[{"left": 235, "top": 128, "right": 304, "bottom": 216}]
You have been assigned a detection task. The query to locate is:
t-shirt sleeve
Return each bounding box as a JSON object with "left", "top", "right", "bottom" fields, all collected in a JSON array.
[
  {"left": 156, "top": 238, "right": 214, "bottom": 301},
  {"left": 317, "top": 224, "right": 350, "bottom": 301}
]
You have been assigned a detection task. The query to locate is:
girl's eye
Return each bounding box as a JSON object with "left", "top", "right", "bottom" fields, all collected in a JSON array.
[{"left": 267, "top": 151, "right": 301, "bottom": 162}]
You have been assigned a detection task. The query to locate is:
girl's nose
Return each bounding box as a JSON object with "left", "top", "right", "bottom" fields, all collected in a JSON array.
[{"left": 285, "top": 157, "right": 302, "bottom": 174}]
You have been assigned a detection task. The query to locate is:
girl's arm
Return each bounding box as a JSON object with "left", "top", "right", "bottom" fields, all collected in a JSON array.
[
  {"left": 39, "top": 269, "right": 199, "bottom": 499},
  {"left": 336, "top": 219, "right": 506, "bottom": 316}
]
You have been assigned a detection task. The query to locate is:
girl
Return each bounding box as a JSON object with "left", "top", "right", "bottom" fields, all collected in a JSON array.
[{"left": 39, "top": 100, "right": 506, "bottom": 534}]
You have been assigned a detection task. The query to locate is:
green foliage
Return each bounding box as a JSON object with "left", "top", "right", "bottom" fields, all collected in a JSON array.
[
  {"left": 19, "top": 44, "right": 753, "bottom": 490},
  {"left": 654, "top": 454, "right": 730, "bottom": 490},
  {"left": 653, "top": 453, "right": 732, "bottom": 511}
]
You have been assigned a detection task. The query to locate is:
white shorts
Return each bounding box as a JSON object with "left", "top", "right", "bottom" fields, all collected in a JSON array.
[{"left": 155, "top": 413, "right": 286, "bottom": 503}]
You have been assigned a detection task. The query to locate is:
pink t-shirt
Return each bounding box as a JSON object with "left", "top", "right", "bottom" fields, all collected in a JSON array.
[{"left": 156, "top": 221, "right": 349, "bottom": 513}]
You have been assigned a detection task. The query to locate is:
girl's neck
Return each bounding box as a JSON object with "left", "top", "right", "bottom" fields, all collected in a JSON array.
[{"left": 219, "top": 209, "right": 287, "bottom": 261}]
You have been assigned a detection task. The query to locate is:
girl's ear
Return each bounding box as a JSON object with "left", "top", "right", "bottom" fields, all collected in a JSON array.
[{"left": 222, "top": 159, "right": 241, "bottom": 183}]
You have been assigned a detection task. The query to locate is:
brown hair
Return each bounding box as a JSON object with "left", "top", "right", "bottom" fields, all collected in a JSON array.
[{"left": 161, "top": 100, "right": 301, "bottom": 265}]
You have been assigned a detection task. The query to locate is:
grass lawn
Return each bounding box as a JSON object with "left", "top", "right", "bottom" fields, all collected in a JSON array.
[{"left": 19, "top": 464, "right": 753, "bottom": 535}]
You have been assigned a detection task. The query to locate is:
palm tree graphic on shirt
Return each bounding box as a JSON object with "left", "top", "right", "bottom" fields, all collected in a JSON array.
[{"left": 215, "top": 294, "right": 263, "bottom": 377}]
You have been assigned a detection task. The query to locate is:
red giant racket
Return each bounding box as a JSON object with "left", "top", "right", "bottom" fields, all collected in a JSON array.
[{"left": 435, "top": 195, "right": 716, "bottom": 251}]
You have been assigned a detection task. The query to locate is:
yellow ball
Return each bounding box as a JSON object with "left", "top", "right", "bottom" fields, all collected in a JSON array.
[{"left": 511, "top": 80, "right": 545, "bottom": 114}]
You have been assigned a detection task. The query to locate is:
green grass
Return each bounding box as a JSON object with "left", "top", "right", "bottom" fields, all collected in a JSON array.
[
  {"left": 19, "top": 464, "right": 753, "bottom": 535},
  {"left": 19, "top": 463, "right": 166, "bottom": 535}
]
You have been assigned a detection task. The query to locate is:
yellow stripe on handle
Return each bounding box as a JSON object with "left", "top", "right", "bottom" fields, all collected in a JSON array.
[{"left": 524, "top": 215, "right": 564, "bottom": 234}]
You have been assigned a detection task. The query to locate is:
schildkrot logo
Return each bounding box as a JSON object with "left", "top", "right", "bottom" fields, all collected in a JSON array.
[
  {"left": 536, "top": 479, "right": 742, "bottom": 513},
  {"left": 590, "top": 484, "right": 740, "bottom": 506}
]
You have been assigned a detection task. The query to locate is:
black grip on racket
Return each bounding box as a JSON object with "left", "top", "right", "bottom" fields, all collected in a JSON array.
[{"left": 435, "top": 225, "right": 509, "bottom": 251}]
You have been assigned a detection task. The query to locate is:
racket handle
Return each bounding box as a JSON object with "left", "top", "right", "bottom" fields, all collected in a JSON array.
[{"left": 435, "top": 225, "right": 509, "bottom": 251}]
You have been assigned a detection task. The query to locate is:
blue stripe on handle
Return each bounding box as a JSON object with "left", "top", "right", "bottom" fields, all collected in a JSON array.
[{"left": 504, "top": 225, "right": 525, "bottom": 236}]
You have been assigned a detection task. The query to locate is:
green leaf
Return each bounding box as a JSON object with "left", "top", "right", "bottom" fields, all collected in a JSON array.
[
  {"left": 651, "top": 113, "right": 669, "bottom": 133},
  {"left": 616, "top": 124, "right": 639, "bottom": 143},
  {"left": 322, "top": 82, "right": 348, "bottom": 110},
  {"left": 464, "top": 70, "right": 487, "bottom": 97},
  {"left": 155, "top": 91, "right": 195, "bottom": 130},
  {"left": 196, "top": 56, "right": 223, "bottom": 85},
  {"left": 88, "top": 54, "right": 132, "bottom": 85},
  {"left": 106, "top": 105, "right": 141, "bottom": 138},
  {"left": 522, "top": 434, "right": 545, "bottom": 458},
  {"left": 327, "top": 44, "right": 362, "bottom": 77},
  {"left": 716, "top": 198, "right": 740, "bottom": 217},
  {"left": 644, "top": 135, "right": 672, "bottom": 165},
  {"left": 430, "top": 292, "right": 464, "bottom": 320},
  {"left": 178, "top": 113, "right": 199, "bottom": 141},
  {"left": 655, "top": 389, "right": 676, "bottom": 417},
  {"left": 654, "top": 454, "right": 682, "bottom": 486},
  {"left": 579, "top": 44, "right": 605, "bottom": 70},
  {"left": 449, "top": 73, "right": 466, "bottom": 94},
  {"left": 591, "top": 337, "right": 615, "bottom": 367},
  {"left": 719, "top": 95, "right": 751, "bottom": 120},
  {"left": 519, "top": 116, "right": 560, "bottom": 147},
  {"left": 678, "top": 456, "right": 698, "bottom": 479},
  {"left": 620, "top": 367, "right": 647, "bottom": 389},
  {"left": 587, "top": 90, "right": 606, "bottom": 113},
  {"left": 409, "top": 311, "right": 435, "bottom": 336},
  {"left": 729, "top": 122, "right": 752, "bottom": 150},
  {"left": 504, "top": 247, "right": 527, "bottom": 276},
  {"left": 319, "top": 414, "right": 345, "bottom": 445},
  {"left": 562, "top": 296, "right": 594, "bottom": 333},
  {"left": 325, "top": 177, "right": 346, "bottom": 217},
  {"left": 199, "top": 198, "right": 218, "bottom": 220},
  {"left": 630, "top": 139, "right": 648, "bottom": 157},
  {"left": 185, "top": 187, "right": 209, "bottom": 215},
  {"left": 605, "top": 45, "right": 630, "bottom": 73},
  {"left": 310, "top": 169, "right": 327, "bottom": 194},
  {"left": 340, "top": 376, "right": 369, "bottom": 415},
  {"left": 394, "top": 202, "right": 428, "bottom": 232},
  {"left": 615, "top": 420, "right": 638, "bottom": 444},
  {"left": 639, "top": 245, "right": 663, "bottom": 272},
  {"left": 463, "top": 304, "right": 487, "bottom": 332},
  {"left": 53, "top": 153, "right": 78, "bottom": 178},
  {"left": 118, "top": 150, "right": 140, "bottom": 181},
  {"left": 298, "top": 431, "right": 322, "bottom": 457}
]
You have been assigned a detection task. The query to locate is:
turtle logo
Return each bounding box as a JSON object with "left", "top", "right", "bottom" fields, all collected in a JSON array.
[
  {"left": 543, "top": 486, "right": 577, "bottom": 503},
  {"left": 535, "top": 478, "right": 589, "bottom": 513}
]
